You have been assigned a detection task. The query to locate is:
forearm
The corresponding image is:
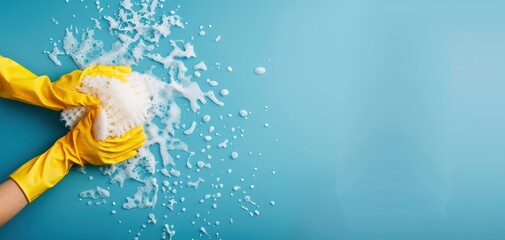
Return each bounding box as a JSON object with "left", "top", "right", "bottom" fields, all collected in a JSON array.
[
  {"left": 0, "top": 179, "right": 28, "bottom": 227},
  {"left": 0, "top": 56, "right": 99, "bottom": 111},
  {"left": 9, "top": 143, "right": 74, "bottom": 203}
]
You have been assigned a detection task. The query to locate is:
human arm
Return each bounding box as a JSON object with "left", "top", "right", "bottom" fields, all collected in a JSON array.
[
  {"left": 0, "top": 56, "right": 131, "bottom": 110},
  {"left": 0, "top": 107, "right": 145, "bottom": 226},
  {"left": 9, "top": 107, "right": 145, "bottom": 203},
  {"left": 0, "top": 56, "right": 100, "bottom": 110},
  {"left": 0, "top": 179, "right": 28, "bottom": 227},
  {"left": 0, "top": 56, "right": 141, "bottom": 226}
]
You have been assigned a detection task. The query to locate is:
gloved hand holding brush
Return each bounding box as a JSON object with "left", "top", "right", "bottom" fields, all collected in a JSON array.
[{"left": 0, "top": 56, "right": 145, "bottom": 226}]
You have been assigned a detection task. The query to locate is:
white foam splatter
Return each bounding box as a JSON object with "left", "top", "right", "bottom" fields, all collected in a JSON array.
[
  {"left": 187, "top": 177, "right": 205, "bottom": 189},
  {"left": 244, "top": 195, "right": 256, "bottom": 206},
  {"left": 167, "top": 199, "right": 177, "bottom": 211},
  {"left": 44, "top": 46, "right": 64, "bottom": 66},
  {"left": 194, "top": 61, "right": 208, "bottom": 71},
  {"left": 200, "top": 226, "right": 209, "bottom": 236},
  {"left": 90, "top": 18, "right": 101, "bottom": 30},
  {"left": 148, "top": 213, "right": 157, "bottom": 224},
  {"left": 220, "top": 89, "right": 229, "bottom": 96},
  {"left": 161, "top": 224, "right": 176, "bottom": 240},
  {"left": 239, "top": 110, "right": 248, "bottom": 117},
  {"left": 79, "top": 186, "right": 110, "bottom": 199},
  {"left": 217, "top": 139, "right": 228, "bottom": 148},
  {"left": 184, "top": 121, "right": 197, "bottom": 135},
  {"left": 209, "top": 80, "right": 218, "bottom": 87},
  {"left": 254, "top": 67, "right": 266, "bottom": 75}
]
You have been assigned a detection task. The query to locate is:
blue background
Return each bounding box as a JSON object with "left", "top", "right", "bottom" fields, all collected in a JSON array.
[{"left": 1, "top": 0, "right": 505, "bottom": 239}]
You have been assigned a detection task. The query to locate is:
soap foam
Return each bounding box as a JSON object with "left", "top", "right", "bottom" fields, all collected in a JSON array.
[
  {"left": 79, "top": 186, "right": 110, "bottom": 199},
  {"left": 254, "top": 66, "right": 266, "bottom": 75}
]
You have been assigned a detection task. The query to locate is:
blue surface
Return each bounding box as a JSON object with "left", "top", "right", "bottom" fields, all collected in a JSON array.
[{"left": 2, "top": 0, "right": 505, "bottom": 239}]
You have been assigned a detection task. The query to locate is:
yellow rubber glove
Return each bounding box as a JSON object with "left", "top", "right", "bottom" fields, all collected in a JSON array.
[
  {"left": 9, "top": 107, "right": 146, "bottom": 203},
  {"left": 53, "top": 64, "right": 132, "bottom": 90},
  {"left": 0, "top": 56, "right": 131, "bottom": 111}
]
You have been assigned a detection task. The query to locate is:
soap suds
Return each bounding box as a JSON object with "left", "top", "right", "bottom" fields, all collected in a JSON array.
[
  {"left": 194, "top": 61, "right": 208, "bottom": 71},
  {"left": 220, "top": 89, "right": 229, "bottom": 96},
  {"left": 161, "top": 224, "right": 176, "bottom": 240},
  {"left": 217, "top": 139, "right": 228, "bottom": 148},
  {"left": 239, "top": 110, "right": 248, "bottom": 117},
  {"left": 209, "top": 80, "right": 218, "bottom": 87},
  {"left": 254, "top": 67, "right": 266, "bottom": 75},
  {"left": 200, "top": 226, "right": 209, "bottom": 236},
  {"left": 148, "top": 213, "right": 157, "bottom": 224},
  {"left": 90, "top": 18, "right": 102, "bottom": 30},
  {"left": 187, "top": 177, "right": 205, "bottom": 189},
  {"left": 79, "top": 186, "right": 110, "bottom": 199},
  {"left": 184, "top": 121, "right": 197, "bottom": 135}
]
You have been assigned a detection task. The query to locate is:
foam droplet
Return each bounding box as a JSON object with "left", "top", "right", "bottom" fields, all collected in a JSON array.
[
  {"left": 220, "top": 89, "right": 229, "bottom": 96},
  {"left": 239, "top": 110, "right": 248, "bottom": 117},
  {"left": 254, "top": 67, "right": 266, "bottom": 75}
]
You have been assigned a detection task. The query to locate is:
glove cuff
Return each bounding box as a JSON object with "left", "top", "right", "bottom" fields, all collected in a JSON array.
[{"left": 9, "top": 140, "right": 74, "bottom": 203}]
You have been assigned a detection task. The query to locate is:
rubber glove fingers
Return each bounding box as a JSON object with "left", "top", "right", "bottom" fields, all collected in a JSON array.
[
  {"left": 52, "top": 84, "right": 101, "bottom": 108},
  {"left": 53, "top": 65, "right": 132, "bottom": 92},
  {"left": 105, "top": 128, "right": 146, "bottom": 153},
  {"left": 100, "top": 126, "right": 144, "bottom": 144},
  {"left": 81, "top": 65, "right": 132, "bottom": 82},
  {"left": 50, "top": 69, "right": 102, "bottom": 107},
  {"left": 99, "top": 132, "right": 146, "bottom": 154},
  {"left": 66, "top": 107, "right": 146, "bottom": 166},
  {"left": 96, "top": 128, "right": 147, "bottom": 165},
  {"left": 109, "top": 150, "right": 139, "bottom": 164},
  {"left": 51, "top": 69, "right": 84, "bottom": 92}
]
